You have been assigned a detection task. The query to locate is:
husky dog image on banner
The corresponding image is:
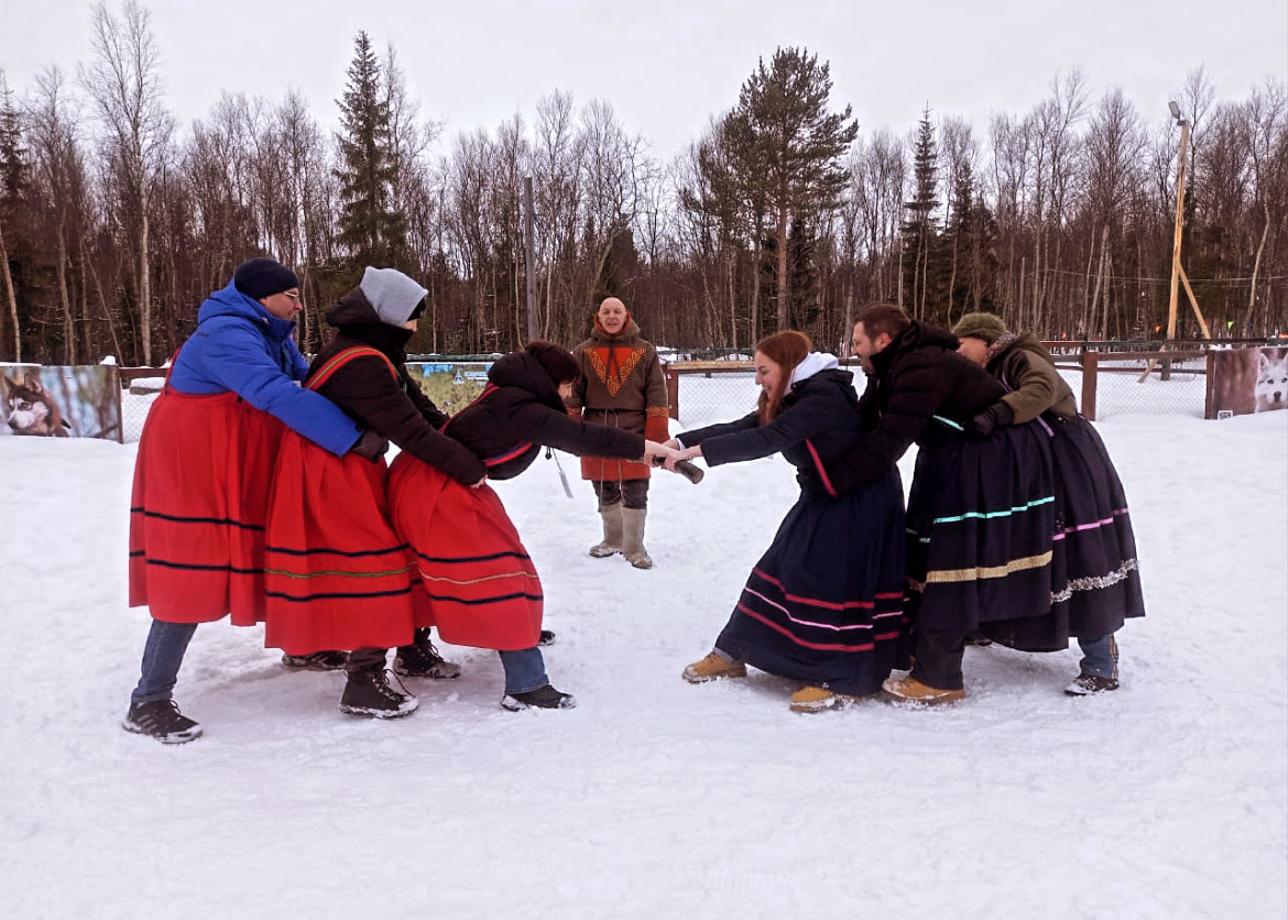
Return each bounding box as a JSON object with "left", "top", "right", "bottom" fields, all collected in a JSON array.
[
  {"left": 1, "top": 365, "right": 123, "bottom": 440},
  {"left": 1207, "top": 347, "right": 1288, "bottom": 419}
]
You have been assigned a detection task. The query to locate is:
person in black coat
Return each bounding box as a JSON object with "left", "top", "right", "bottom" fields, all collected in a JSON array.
[
  {"left": 388, "top": 341, "right": 683, "bottom": 711},
  {"left": 668, "top": 331, "right": 907, "bottom": 713},
  {"left": 830, "top": 305, "right": 1060, "bottom": 705},
  {"left": 280, "top": 269, "right": 485, "bottom": 685}
]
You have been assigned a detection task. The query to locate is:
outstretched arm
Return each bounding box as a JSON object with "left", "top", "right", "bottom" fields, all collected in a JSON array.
[{"left": 200, "top": 320, "right": 360, "bottom": 457}]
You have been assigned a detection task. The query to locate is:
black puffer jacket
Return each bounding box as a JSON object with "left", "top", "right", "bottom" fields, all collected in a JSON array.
[
  {"left": 307, "top": 289, "right": 486, "bottom": 485},
  {"left": 678, "top": 366, "right": 864, "bottom": 495},
  {"left": 445, "top": 350, "right": 645, "bottom": 480},
  {"left": 828, "top": 321, "right": 1006, "bottom": 493}
]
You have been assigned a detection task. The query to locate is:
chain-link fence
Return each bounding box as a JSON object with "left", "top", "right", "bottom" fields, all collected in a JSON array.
[
  {"left": 665, "top": 348, "right": 1218, "bottom": 428},
  {"left": 114, "top": 344, "right": 1232, "bottom": 445}
]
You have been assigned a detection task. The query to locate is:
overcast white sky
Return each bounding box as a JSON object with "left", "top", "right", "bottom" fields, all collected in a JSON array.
[{"left": 3, "top": 0, "right": 1286, "bottom": 159}]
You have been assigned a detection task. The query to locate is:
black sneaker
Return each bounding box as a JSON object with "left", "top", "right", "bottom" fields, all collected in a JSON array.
[
  {"left": 500, "top": 683, "right": 577, "bottom": 711},
  {"left": 392, "top": 631, "right": 462, "bottom": 679},
  {"left": 538, "top": 629, "right": 556, "bottom": 647},
  {"left": 339, "top": 667, "right": 419, "bottom": 718},
  {"left": 122, "top": 699, "right": 203, "bottom": 744},
  {"left": 282, "top": 650, "right": 349, "bottom": 671},
  {"left": 1064, "top": 673, "right": 1120, "bottom": 696}
]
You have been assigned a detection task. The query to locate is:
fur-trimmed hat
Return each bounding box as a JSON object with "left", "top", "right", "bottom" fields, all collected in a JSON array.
[
  {"left": 951, "top": 312, "right": 1009, "bottom": 344},
  {"left": 525, "top": 341, "right": 580, "bottom": 385}
]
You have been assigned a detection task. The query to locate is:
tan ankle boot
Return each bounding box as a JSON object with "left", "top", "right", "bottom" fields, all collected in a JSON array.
[
  {"left": 621, "top": 506, "right": 652, "bottom": 569},
  {"left": 683, "top": 651, "right": 747, "bottom": 683},
  {"left": 589, "top": 504, "right": 624, "bottom": 557}
]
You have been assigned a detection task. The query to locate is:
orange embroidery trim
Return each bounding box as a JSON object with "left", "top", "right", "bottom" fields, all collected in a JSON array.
[{"left": 587, "top": 347, "right": 646, "bottom": 397}]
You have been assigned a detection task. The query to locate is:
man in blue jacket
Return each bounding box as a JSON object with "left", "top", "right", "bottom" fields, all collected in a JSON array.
[{"left": 125, "top": 257, "right": 384, "bottom": 743}]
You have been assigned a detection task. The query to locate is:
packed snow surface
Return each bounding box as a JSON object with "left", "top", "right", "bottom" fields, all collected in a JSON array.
[{"left": 2, "top": 393, "right": 1285, "bottom": 919}]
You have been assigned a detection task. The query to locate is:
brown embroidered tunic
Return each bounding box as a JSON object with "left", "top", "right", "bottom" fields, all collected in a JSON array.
[{"left": 567, "top": 316, "right": 669, "bottom": 481}]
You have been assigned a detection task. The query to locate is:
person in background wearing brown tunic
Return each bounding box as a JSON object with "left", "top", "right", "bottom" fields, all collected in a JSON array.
[{"left": 567, "top": 297, "right": 671, "bottom": 569}]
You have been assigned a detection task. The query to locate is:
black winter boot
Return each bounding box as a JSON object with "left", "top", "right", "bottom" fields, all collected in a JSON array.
[
  {"left": 393, "top": 629, "right": 462, "bottom": 679},
  {"left": 500, "top": 683, "right": 577, "bottom": 712},
  {"left": 281, "top": 650, "right": 349, "bottom": 671},
  {"left": 122, "top": 699, "right": 203, "bottom": 744},
  {"left": 340, "top": 667, "right": 419, "bottom": 718}
]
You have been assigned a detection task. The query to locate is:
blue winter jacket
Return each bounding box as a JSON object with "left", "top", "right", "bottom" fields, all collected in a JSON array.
[{"left": 167, "top": 281, "right": 361, "bottom": 457}]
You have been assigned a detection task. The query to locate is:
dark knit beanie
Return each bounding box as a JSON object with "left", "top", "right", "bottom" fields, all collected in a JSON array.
[
  {"left": 951, "top": 312, "right": 1008, "bottom": 345},
  {"left": 234, "top": 257, "right": 299, "bottom": 301},
  {"left": 525, "top": 341, "right": 580, "bottom": 385}
]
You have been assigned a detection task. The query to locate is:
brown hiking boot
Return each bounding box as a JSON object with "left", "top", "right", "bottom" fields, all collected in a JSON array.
[
  {"left": 882, "top": 675, "right": 966, "bottom": 705},
  {"left": 682, "top": 651, "right": 746, "bottom": 684},
  {"left": 789, "top": 686, "right": 864, "bottom": 713}
]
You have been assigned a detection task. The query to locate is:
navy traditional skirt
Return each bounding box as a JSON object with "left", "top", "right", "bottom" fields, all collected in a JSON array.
[
  {"left": 714, "top": 468, "right": 907, "bottom": 696},
  {"left": 906, "top": 421, "right": 1059, "bottom": 647},
  {"left": 1046, "top": 414, "right": 1145, "bottom": 637}
]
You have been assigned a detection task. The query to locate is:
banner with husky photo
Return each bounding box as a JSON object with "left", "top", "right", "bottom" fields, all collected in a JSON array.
[
  {"left": 405, "top": 362, "right": 492, "bottom": 416},
  {"left": 0, "top": 364, "right": 123, "bottom": 441},
  {"left": 1206, "top": 347, "right": 1288, "bottom": 418}
]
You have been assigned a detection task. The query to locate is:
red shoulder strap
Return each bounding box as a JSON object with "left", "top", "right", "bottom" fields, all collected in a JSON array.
[{"left": 307, "top": 346, "right": 399, "bottom": 392}]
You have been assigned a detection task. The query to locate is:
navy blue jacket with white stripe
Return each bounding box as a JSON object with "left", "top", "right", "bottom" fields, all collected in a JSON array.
[{"left": 677, "top": 360, "right": 865, "bottom": 496}]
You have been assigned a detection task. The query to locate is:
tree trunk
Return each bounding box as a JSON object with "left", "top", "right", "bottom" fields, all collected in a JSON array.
[
  {"left": 0, "top": 218, "right": 20, "bottom": 362},
  {"left": 1247, "top": 198, "right": 1271, "bottom": 332},
  {"left": 775, "top": 208, "right": 789, "bottom": 330},
  {"left": 57, "top": 226, "right": 76, "bottom": 364},
  {"left": 139, "top": 187, "right": 153, "bottom": 365}
]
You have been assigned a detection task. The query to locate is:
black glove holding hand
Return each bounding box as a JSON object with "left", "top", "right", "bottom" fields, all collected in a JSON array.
[
  {"left": 350, "top": 429, "right": 391, "bottom": 460},
  {"left": 967, "top": 401, "right": 1015, "bottom": 437}
]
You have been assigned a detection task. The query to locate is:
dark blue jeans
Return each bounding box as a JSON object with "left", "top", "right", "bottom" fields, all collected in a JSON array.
[
  {"left": 498, "top": 647, "right": 548, "bottom": 695},
  {"left": 131, "top": 620, "right": 199, "bottom": 705}
]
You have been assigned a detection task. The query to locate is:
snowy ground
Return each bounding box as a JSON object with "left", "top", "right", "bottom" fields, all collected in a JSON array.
[{"left": 2, "top": 393, "right": 1286, "bottom": 919}]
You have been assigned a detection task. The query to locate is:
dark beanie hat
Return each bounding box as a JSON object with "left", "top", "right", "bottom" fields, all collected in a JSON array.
[
  {"left": 234, "top": 257, "right": 299, "bottom": 301},
  {"left": 951, "top": 311, "right": 1009, "bottom": 345},
  {"left": 525, "top": 341, "right": 580, "bottom": 385}
]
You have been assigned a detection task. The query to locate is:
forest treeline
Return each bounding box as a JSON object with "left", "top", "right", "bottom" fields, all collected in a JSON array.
[{"left": 1, "top": 1, "right": 1284, "bottom": 365}]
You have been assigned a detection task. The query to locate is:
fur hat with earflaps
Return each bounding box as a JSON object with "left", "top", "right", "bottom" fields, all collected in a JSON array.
[{"left": 951, "top": 312, "right": 1009, "bottom": 345}]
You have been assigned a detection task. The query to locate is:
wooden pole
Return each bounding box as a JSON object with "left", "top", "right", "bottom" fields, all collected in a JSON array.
[
  {"left": 1080, "top": 350, "right": 1099, "bottom": 421},
  {"left": 1178, "top": 265, "right": 1212, "bottom": 340},
  {"left": 523, "top": 176, "right": 537, "bottom": 344},
  {"left": 1162, "top": 119, "right": 1191, "bottom": 380}
]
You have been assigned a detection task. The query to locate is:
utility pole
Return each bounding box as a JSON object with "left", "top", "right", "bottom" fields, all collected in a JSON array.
[
  {"left": 1149, "top": 100, "right": 1212, "bottom": 382},
  {"left": 1165, "top": 101, "right": 1191, "bottom": 346},
  {"left": 524, "top": 176, "right": 537, "bottom": 343}
]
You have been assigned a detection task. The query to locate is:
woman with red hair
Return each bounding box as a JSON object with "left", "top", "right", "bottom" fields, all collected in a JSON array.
[{"left": 671, "top": 331, "right": 907, "bottom": 712}]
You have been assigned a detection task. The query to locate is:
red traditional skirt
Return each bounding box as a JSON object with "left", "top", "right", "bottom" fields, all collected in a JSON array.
[
  {"left": 129, "top": 390, "right": 287, "bottom": 623},
  {"left": 388, "top": 452, "right": 543, "bottom": 651},
  {"left": 261, "top": 436, "right": 426, "bottom": 654}
]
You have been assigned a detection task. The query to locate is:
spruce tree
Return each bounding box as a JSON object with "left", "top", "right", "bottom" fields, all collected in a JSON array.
[
  {"left": 335, "top": 31, "right": 408, "bottom": 272},
  {"left": 902, "top": 108, "right": 941, "bottom": 320}
]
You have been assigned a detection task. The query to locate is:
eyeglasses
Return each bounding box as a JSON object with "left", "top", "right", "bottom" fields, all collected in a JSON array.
[{"left": 281, "top": 291, "right": 301, "bottom": 302}]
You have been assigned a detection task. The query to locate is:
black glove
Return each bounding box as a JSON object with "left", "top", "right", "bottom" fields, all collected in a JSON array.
[
  {"left": 351, "top": 429, "right": 390, "bottom": 460},
  {"left": 967, "top": 401, "right": 1015, "bottom": 438}
]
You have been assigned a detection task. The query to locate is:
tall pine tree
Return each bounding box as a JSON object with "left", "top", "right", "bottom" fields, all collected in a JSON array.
[
  {"left": 902, "top": 108, "right": 941, "bottom": 319},
  {"left": 726, "top": 47, "right": 857, "bottom": 331},
  {"left": 335, "top": 31, "right": 408, "bottom": 273}
]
